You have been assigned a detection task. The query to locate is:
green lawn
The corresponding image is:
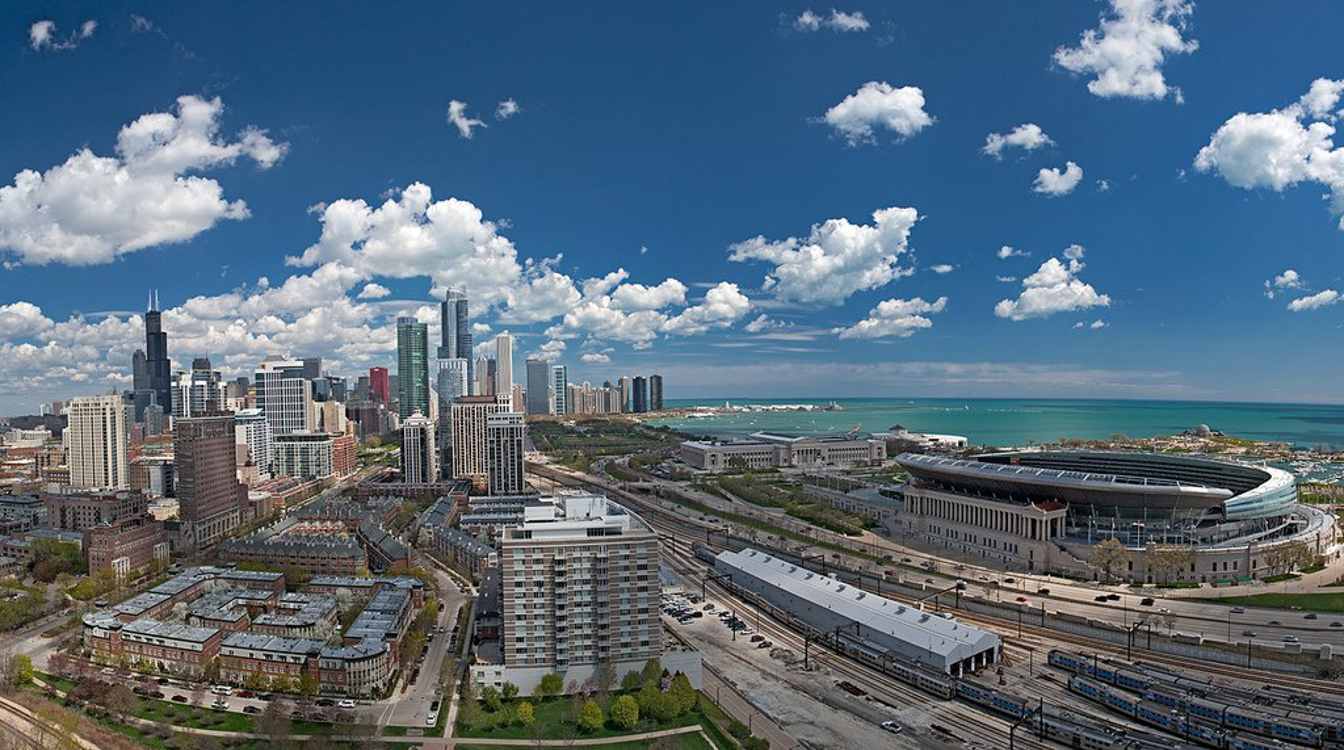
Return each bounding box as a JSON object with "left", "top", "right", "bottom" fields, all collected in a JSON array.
[
  {"left": 457, "top": 694, "right": 701, "bottom": 741},
  {"left": 1195, "top": 591, "right": 1344, "bottom": 613}
]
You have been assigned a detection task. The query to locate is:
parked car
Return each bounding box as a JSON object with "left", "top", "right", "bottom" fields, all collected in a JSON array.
[
  {"left": 316, "top": 698, "right": 335, "bottom": 707},
  {"left": 1139, "top": 597, "right": 1155, "bottom": 606},
  {"left": 243, "top": 705, "right": 260, "bottom": 714},
  {"left": 750, "top": 634, "right": 765, "bottom": 643},
  {"left": 338, "top": 699, "right": 356, "bottom": 709},
  {"left": 172, "top": 695, "right": 187, "bottom": 703},
  {"left": 881, "top": 720, "right": 903, "bottom": 734}
]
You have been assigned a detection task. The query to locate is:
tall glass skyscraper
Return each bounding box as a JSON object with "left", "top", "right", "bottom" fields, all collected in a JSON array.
[
  {"left": 144, "top": 290, "right": 172, "bottom": 417},
  {"left": 397, "top": 316, "right": 430, "bottom": 418},
  {"left": 440, "top": 290, "right": 474, "bottom": 393}
]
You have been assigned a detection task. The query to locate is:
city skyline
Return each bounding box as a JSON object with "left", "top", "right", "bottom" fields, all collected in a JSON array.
[{"left": 5, "top": 4, "right": 1344, "bottom": 415}]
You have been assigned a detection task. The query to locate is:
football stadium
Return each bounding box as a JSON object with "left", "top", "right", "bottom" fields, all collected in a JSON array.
[{"left": 894, "top": 451, "right": 1336, "bottom": 582}]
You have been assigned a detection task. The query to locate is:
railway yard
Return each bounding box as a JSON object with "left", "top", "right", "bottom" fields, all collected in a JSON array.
[{"left": 530, "top": 463, "right": 1344, "bottom": 750}]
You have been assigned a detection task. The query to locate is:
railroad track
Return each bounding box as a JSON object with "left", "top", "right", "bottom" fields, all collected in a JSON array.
[{"left": 533, "top": 465, "right": 1341, "bottom": 696}]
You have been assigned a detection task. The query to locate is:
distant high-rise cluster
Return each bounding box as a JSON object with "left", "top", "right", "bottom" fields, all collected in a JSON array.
[{"left": 517, "top": 361, "right": 664, "bottom": 417}]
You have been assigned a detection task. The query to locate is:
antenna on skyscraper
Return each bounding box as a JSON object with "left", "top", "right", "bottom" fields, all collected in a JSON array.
[
  {"left": 148, "top": 290, "right": 153, "bottom": 312},
  {"left": 154, "top": 289, "right": 160, "bottom": 311}
]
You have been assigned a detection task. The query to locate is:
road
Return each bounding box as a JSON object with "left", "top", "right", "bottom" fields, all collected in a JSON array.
[{"left": 378, "top": 551, "right": 472, "bottom": 728}]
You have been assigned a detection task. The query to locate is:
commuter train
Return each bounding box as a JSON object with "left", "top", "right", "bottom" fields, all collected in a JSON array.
[{"left": 1050, "top": 650, "right": 1338, "bottom": 749}]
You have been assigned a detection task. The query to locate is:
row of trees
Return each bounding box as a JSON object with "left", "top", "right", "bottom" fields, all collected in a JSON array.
[{"left": 1090, "top": 536, "right": 1320, "bottom": 583}]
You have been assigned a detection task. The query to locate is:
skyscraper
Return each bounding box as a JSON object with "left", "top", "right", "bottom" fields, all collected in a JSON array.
[
  {"left": 632, "top": 376, "right": 648, "bottom": 413},
  {"left": 450, "top": 395, "right": 510, "bottom": 488},
  {"left": 525, "top": 359, "right": 550, "bottom": 415},
  {"left": 550, "top": 365, "right": 569, "bottom": 415},
  {"left": 144, "top": 290, "right": 172, "bottom": 417},
  {"left": 436, "top": 358, "right": 469, "bottom": 414},
  {"left": 400, "top": 412, "right": 438, "bottom": 484},
  {"left": 617, "top": 376, "right": 632, "bottom": 413},
  {"left": 486, "top": 412, "right": 526, "bottom": 495},
  {"left": 441, "top": 290, "right": 473, "bottom": 393},
  {"left": 494, "top": 332, "right": 514, "bottom": 397},
  {"left": 397, "top": 316, "right": 430, "bottom": 419},
  {"left": 131, "top": 349, "right": 148, "bottom": 392},
  {"left": 649, "top": 374, "right": 664, "bottom": 411},
  {"left": 300, "top": 357, "right": 322, "bottom": 380},
  {"left": 175, "top": 414, "right": 245, "bottom": 549},
  {"left": 475, "top": 355, "right": 494, "bottom": 396},
  {"left": 254, "top": 360, "right": 313, "bottom": 435},
  {"left": 233, "top": 408, "right": 273, "bottom": 477},
  {"left": 369, "top": 367, "right": 390, "bottom": 404},
  {"left": 67, "top": 395, "right": 129, "bottom": 490}
]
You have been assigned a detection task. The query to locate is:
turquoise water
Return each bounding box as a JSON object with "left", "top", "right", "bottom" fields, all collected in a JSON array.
[{"left": 655, "top": 398, "right": 1344, "bottom": 450}]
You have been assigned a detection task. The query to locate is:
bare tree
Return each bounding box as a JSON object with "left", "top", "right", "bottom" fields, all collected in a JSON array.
[{"left": 1090, "top": 538, "right": 1128, "bottom": 582}]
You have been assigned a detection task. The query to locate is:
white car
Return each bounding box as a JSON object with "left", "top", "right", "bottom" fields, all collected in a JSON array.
[
  {"left": 881, "top": 720, "right": 903, "bottom": 734},
  {"left": 337, "top": 699, "right": 356, "bottom": 709},
  {"left": 426, "top": 711, "right": 439, "bottom": 726}
]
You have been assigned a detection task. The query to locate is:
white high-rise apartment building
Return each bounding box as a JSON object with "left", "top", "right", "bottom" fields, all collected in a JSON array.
[
  {"left": 401, "top": 412, "right": 438, "bottom": 484},
  {"left": 450, "top": 395, "right": 510, "bottom": 487},
  {"left": 484, "top": 495, "right": 661, "bottom": 695},
  {"left": 272, "top": 432, "right": 334, "bottom": 479},
  {"left": 486, "top": 412, "right": 526, "bottom": 495},
  {"left": 66, "top": 394, "right": 129, "bottom": 489},
  {"left": 254, "top": 360, "right": 313, "bottom": 436},
  {"left": 494, "top": 332, "right": 514, "bottom": 397},
  {"left": 550, "top": 365, "right": 569, "bottom": 415},
  {"left": 233, "top": 408, "right": 273, "bottom": 476}
]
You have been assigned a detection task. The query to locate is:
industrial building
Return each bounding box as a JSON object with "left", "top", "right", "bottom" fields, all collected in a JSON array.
[
  {"left": 680, "top": 431, "right": 887, "bottom": 472},
  {"left": 713, "top": 547, "right": 1000, "bottom": 676}
]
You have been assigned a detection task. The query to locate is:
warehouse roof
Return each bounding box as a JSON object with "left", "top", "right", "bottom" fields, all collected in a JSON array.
[{"left": 715, "top": 548, "right": 999, "bottom": 661}]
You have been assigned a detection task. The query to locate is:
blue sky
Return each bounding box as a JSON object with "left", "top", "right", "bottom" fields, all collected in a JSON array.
[{"left": 2, "top": 1, "right": 1344, "bottom": 414}]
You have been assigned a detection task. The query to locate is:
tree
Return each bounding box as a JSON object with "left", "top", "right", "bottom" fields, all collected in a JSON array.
[
  {"left": 501, "top": 681, "right": 519, "bottom": 702},
  {"left": 1148, "top": 546, "right": 1194, "bottom": 585},
  {"left": 457, "top": 678, "right": 482, "bottom": 728},
  {"left": 203, "top": 657, "right": 220, "bottom": 683},
  {"left": 257, "top": 700, "right": 291, "bottom": 747},
  {"left": 299, "top": 674, "right": 319, "bottom": 697},
  {"left": 102, "top": 683, "right": 135, "bottom": 722},
  {"left": 481, "top": 685, "right": 503, "bottom": 713},
  {"left": 667, "top": 673, "right": 697, "bottom": 716},
  {"left": 619, "top": 670, "right": 642, "bottom": 692},
  {"left": 610, "top": 695, "right": 639, "bottom": 730},
  {"left": 592, "top": 657, "right": 616, "bottom": 707},
  {"left": 516, "top": 701, "right": 535, "bottom": 727},
  {"left": 639, "top": 658, "right": 663, "bottom": 687},
  {"left": 1090, "top": 538, "right": 1129, "bottom": 582},
  {"left": 578, "top": 699, "right": 604, "bottom": 732},
  {"left": 536, "top": 672, "right": 564, "bottom": 700}
]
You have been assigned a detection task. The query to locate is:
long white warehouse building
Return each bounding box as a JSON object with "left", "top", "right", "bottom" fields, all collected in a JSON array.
[{"left": 713, "top": 548, "right": 1000, "bottom": 675}]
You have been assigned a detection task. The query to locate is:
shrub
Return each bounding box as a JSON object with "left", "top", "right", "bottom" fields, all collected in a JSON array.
[
  {"left": 578, "top": 699, "right": 604, "bottom": 733},
  {"left": 516, "top": 701, "right": 535, "bottom": 727},
  {"left": 610, "top": 695, "right": 640, "bottom": 730}
]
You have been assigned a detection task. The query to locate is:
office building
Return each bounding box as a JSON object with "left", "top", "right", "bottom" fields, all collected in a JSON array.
[
  {"left": 45, "top": 490, "right": 149, "bottom": 531},
  {"left": 273, "top": 433, "right": 335, "bottom": 480},
  {"left": 550, "top": 365, "right": 569, "bottom": 415},
  {"left": 400, "top": 413, "right": 438, "bottom": 484},
  {"left": 132, "top": 349, "right": 148, "bottom": 392},
  {"left": 176, "top": 414, "right": 246, "bottom": 550},
  {"left": 632, "top": 376, "right": 648, "bottom": 413},
  {"left": 617, "top": 376, "right": 631, "bottom": 413},
  {"left": 300, "top": 357, "right": 322, "bottom": 380},
  {"left": 494, "top": 332, "right": 514, "bottom": 397},
  {"left": 486, "top": 413, "right": 526, "bottom": 495},
  {"left": 397, "top": 317, "right": 430, "bottom": 419},
  {"left": 369, "top": 367, "right": 390, "bottom": 404},
  {"left": 234, "top": 409, "right": 273, "bottom": 477},
  {"left": 67, "top": 394, "right": 129, "bottom": 490},
  {"left": 681, "top": 432, "right": 886, "bottom": 472},
  {"left": 435, "top": 358, "right": 469, "bottom": 414},
  {"left": 649, "top": 374, "right": 663, "bottom": 411},
  {"left": 440, "top": 290, "right": 474, "bottom": 394},
  {"left": 524, "top": 359, "right": 550, "bottom": 415},
  {"left": 144, "top": 291, "right": 172, "bottom": 420},
  {"left": 450, "top": 395, "right": 510, "bottom": 487},
  {"left": 86, "top": 516, "right": 170, "bottom": 579},
  {"left": 255, "top": 360, "right": 313, "bottom": 436},
  {"left": 475, "top": 495, "right": 664, "bottom": 696}
]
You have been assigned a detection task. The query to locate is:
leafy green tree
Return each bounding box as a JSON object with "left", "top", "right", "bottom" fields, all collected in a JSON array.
[
  {"left": 299, "top": 674, "right": 319, "bottom": 697},
  {"left": 501, "top": 681, "right": 519, "bottom": 701},
  {"left": 636, "top": 683, "right": 661, "bottom": 714},
  {"left": 12, "top": 654, "right": 33, "bottom": 688},
  {"left": 640, "top": 658, "right": 662, "bottom": 687},
  {"left": 457, "top": 679, "right": 482, "bottom": 728},
  {"left": 516, "top": 700, "right": 535, "bottom": 727},
  {"left": 667, "top": 673, "right": 697, "bottom": 716},
  {"left": 619, "top": 670, "right": 643, "bottom": 692},
  {"left": 537, "top": 672, "right": 564, "bottom": 699},
  {"left": 481, "top": 685, "right": 503, "bottom": 712},
  {"left": 610, "top": 694, "right": 640, "bottom": 730},
  {"left": 578, "top": 699, "right": 604, "bottom": 732}
]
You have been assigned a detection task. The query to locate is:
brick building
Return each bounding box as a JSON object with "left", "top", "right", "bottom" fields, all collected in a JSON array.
[{"left": 85, "top": 515, "right": 170, "bottom": 578}]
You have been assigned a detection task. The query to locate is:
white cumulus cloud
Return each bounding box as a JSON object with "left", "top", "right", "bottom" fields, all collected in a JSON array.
[
  {"left": 982, "top": 123, "right": 1054, "bottom": 159},
  {"left": 1033, "top": 161, "right": 1084, "bottom": 196},
  {"left": 823, "top": 82, "right": 933, "bottom": 146},
  {"left": 580, "top": 352, "right": 611, "bottom": 364},
  {"left": 729, "top": 206, "right": 918, "bottom": 305},
  {"left": 357, "top": 283, "right": 391, "bottom": 299},
  {"left": 794, "top": 9, "right": 869, "bottom": 32},
  {"left": 1053, "top": 0, "right": 1197, "bottom": 101},
  {"left": 29, "top": 18, "right": 96, "bottom": 51},
  {"left": 834, "top": 296, "right": 947, "bottom": 339},
  {"left": 1194, "top": 78, "right": 1344, "bottom": 230},
  {"left": 0, "top": 95, "right": 285, "bottom": 267},
  {"left": 997, "top": 245, "right": 1027, "bottom": 259},
  {"left": 994, "top": 248, "right": 1111, "bottom": 321},
  {"left": 447, "top": 100, "right": 486, "bottom": 139},
  {"left": 930, "top": 264, "right": 955, "bottom": 274},
  {"left": 1264, "top": 269, "right": 1302, "bottom": 299},
  {"left": 1287, "top": 289, "right": 1340, "bottom": 312},
  {"left": 495, "top": 99, "right": 520, "bottom": 120}
]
